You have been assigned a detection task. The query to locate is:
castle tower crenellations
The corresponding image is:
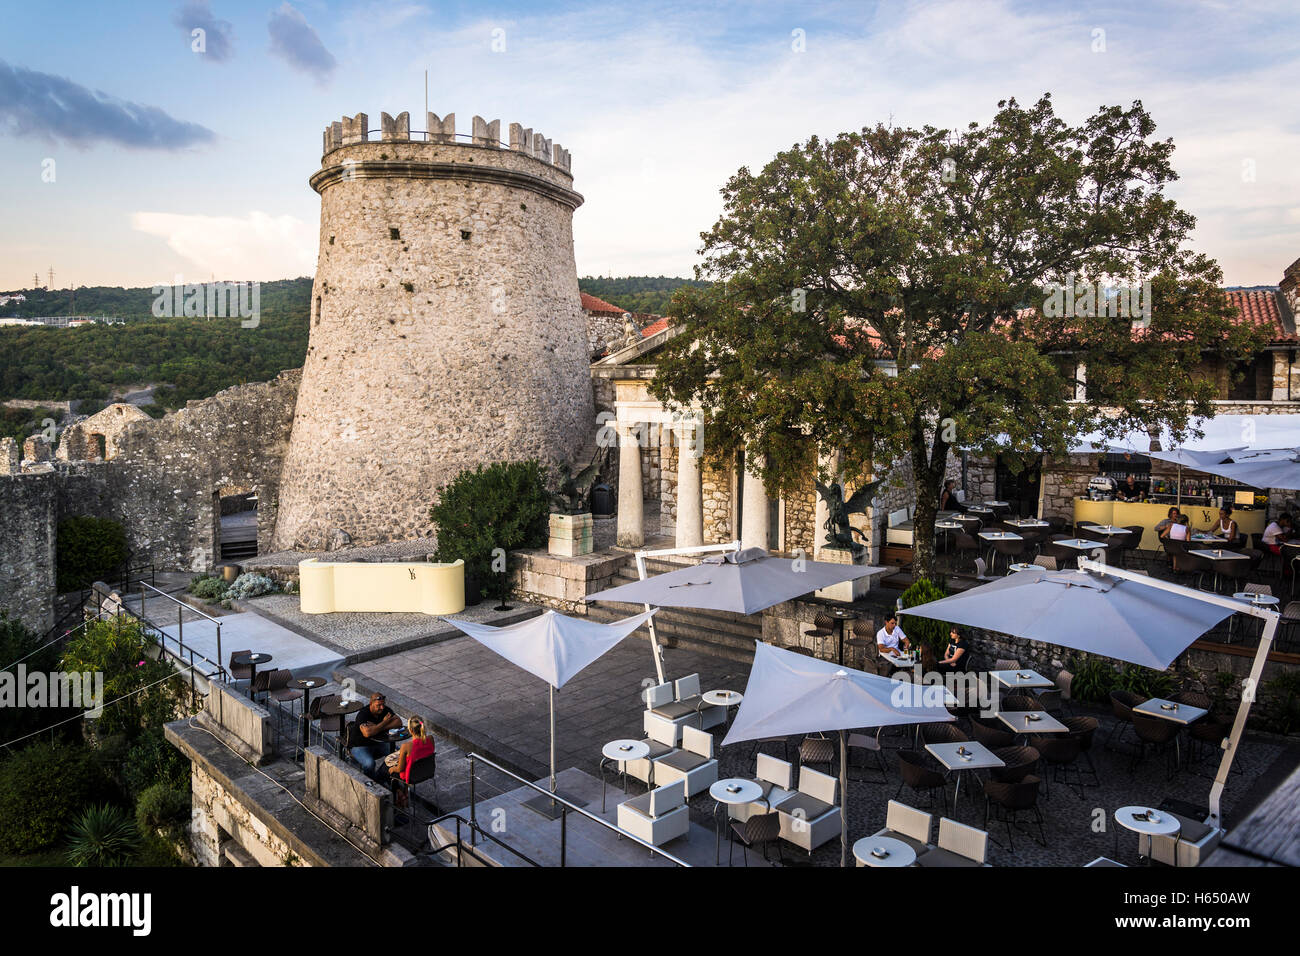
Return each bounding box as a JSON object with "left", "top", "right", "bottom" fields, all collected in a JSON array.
[{"left": 271, "top": 110, "right": 593, "bottom": 551}]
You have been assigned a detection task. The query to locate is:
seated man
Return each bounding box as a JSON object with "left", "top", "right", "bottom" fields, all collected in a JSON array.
[
  {"left": 1155, "top": 506, "right": 1181, "bottom": 539},
  {"left": 876, "top": 614, "right": 911, "bottom": 658},
  {"left": 1263, "top": 514, "right": 1294, "bottom": 555},
  {"left": 348, "top": 692, "right": 402, "bottom": 779}
]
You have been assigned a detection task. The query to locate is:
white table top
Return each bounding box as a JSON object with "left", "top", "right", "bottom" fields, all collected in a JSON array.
[
  {"left": 1189, "top": 548, "right": 1248, "bottom": 560},
  {"left": 965, "top": 505, "right": 994, "bottom": 513},
  {"left": 1006, "top": 519, "right": 1049, "bottom": 527},
  {"left": 1008, "top": 563, "right": 1038, "bottom": 573},
  {"left": 853, "top": 835, "right": 917, "bottom": 868},
  {"left": 979, "top": 530, "right": 1022, "bottom": 540},
  {"left": 710, "top": 778, "right": 763, "bottom": 806},
  {"left": 1233, "top": 592, "right": 1280, "bottom": 606},
  {"left": 997, "top": 711, "right": 1068, "bottom": 734},
  {"left": 703, "top": 689, "right": 743, "bottom": 707},
  {"left": 1190, "top": 533, "right": 1229, "bottom": 544},
  {"left": 881, "top": 652, "right": 915, "bottom": 668},
  {"left": 1133, "top": 698, "right": 1209, "bottom": 726},
  {"left": 935, "top": 521, "right": 963, "bottom": 530},
  {"left": 1081, "top": 524, "right": 1131, "bottom": 535},
  {"left": 925, "top": 740, "right": 1005, "bottom": 771},
  {"left": 986, "top": 501, "right": 1010, "bottom": 507},
  {"left": 1113, "top": 806, "right": 1182, "bottom": 837},
  {"left": 990, "top": 669, "right": 1054, "bottom": 689},
  {"left": 1056, "top": 538, "right": 1106, "bottom": 550},
  {"left": 603, "top": 739, "right": 650, "bottom": 762}
]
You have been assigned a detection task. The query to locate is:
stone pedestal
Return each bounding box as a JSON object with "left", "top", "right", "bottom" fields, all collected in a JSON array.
[
  {"left": 549, "top": 512, "right": 594, "bottom": 557},
  {"left": 617, "top": 426, "right": 644, "bottom": 548},
  {"left": 592, "top": 515, "right": 616, "bottom": 551},
  {"left": 815, "top": 545, "right": 872, "bottom": 602}
]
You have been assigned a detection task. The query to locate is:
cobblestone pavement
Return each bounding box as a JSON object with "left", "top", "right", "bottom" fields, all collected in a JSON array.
[{"left": 344, "top": 633, "right": 1297, "bottom": 867}]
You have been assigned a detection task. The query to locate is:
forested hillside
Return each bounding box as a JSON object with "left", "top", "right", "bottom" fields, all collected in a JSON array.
[{"left": 578, "top": 275, "right": 709, "bottom": 315}]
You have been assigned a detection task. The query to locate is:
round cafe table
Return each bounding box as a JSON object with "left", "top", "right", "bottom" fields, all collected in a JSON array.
[
  {"left": 828, "top": 608, "right": 859, "bottom": 665},
  {"left": 710, "top": 777, "right": 764, "bottom": 865},
  {"left": 1113, "top": 806, "right": 1180, "bottom": 865},
  {"left": 1008, "top": 563, "right": 1038, "bottom": 573},
  {"left": 1230, "top": 592, "right": 1280, "bottom": 643},
  {"left": 853, "top": 835, "right": 917, "bottom": 868},
  {"left": 702, "top": 689, "right": 743, "bottom": 736},
  {"left": 318, "top": 696, "right": 365, "bottom": 758},
  {"left": 231, "top": 652, "right": 273, "bottom": 702},
  {"left": 289, "top": 675, "right": 327, "bottom": 754},
  {"left": 600, "top": 739, "right": 650, "bottom": 812}
]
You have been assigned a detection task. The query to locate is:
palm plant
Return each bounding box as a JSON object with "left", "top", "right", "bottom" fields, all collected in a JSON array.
[{"left": 65, "top": 804, "right": 140, "bottom": 867}]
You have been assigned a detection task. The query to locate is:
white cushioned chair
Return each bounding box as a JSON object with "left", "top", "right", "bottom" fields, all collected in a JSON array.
[
  {"left": 624, "top": 712, "right": 679, "bottom": 786},
  {"left": 642, "top": 681, "right": 703, "bottom": 737},
  {"left": 915, "top": 817, "right": 989, "bottom": 867},
  {"left": 617, "top": 779, "right": 690, "bottom": 849},
  {"left": 777, "top": 765, "right": 842, "bottom": 854},
  {"left": 651, "top": 724, "right": 719, "bottom": 798},
  {"left": 1140, "top": 813, "right": 1222, "bottom": 867},
  {"left": 730, "top": 753, "right": 796, "bottom": 823},
  {"left": 870, "top": 800, "right": 933, "bottom": 856},
  {"left": 673, "top": 673, "right": 726, "bottom": 730}
]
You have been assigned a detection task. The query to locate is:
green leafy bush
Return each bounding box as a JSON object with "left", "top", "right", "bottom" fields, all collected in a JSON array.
[
  {"left": 0, "top": 613, "right": 82, "bottom": 746},
  {"left": 899, "top": 577, "right": 950, "bottom": 659},
  {"left": 189, "top": 574, "right": 227, "bottom": 601},
  {"left": 65, "top": 804, "right": 140, "bottom": 867},
  {"left": 55, "top": 515, "right": 128, "bottom": 592},
  {"left": 1069, "top": 657, "right": 1118, "bottom": 703},
  {"left": 60, "top": 619, "right": 184, "bottom": 739},
  {"left": 225, "top": 572, "right": 276, "bottom": 601},
  {"left": 1113, "top": 664, "right": 1176, "bottom": 700},
  {"left": 429, "top": 460, "right": 551, "bottom": 594},
  {"left": 122, "top": 729, "right": 190, "bottom": 798},
  {"left": 1264, "top": 671, "right": 1300, "bottom": 735},
  {"left": 135, "top": 782, "right": 191, "bottom": 833},
  {"left": 134, "top": 833, "right": 186, "bottom": 867},
  {"left": 0, "top": 741, "right": 111, "bottom": 854}
]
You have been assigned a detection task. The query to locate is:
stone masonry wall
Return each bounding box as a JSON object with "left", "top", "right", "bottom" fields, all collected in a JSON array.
[
  {"left": 273, "top": 117, "right": 593, "bottom": 550},
  {"left": 0, "top": 473, "right": 58, "bottom": 631}
]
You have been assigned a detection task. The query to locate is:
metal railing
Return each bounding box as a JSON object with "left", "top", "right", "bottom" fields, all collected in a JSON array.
[
  {"left": 426, "top": 813, "right": 541, "bottom": 867},
  {"left": 463, "top": 752, "right": 690, "bottom": 867},
  {"left": 128, "top": 582, "right": 227, "bottom": 700}
]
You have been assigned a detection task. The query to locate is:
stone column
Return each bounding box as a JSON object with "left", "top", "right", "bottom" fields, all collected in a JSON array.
[
  {"left": 740, "top": 454, "right": 769, "bottom": 550},
  {"left": 617, "top": 423, "right": 644, "bottom": 548},
  {"left": 675, "top": 421, "right": 703, "bottom": 547}
]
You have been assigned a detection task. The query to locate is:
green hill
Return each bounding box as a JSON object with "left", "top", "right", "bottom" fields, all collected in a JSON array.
[{"left": 578, "top": 275, "right": 709, "bottom": 315}]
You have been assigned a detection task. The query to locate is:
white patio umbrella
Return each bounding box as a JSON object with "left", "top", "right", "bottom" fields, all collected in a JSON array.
[
  {"left": 440, "top": 608, "right": 656, "bottom": 812},
  {"left": 899, "top": 561, "right": 1278, "bottom": 830},
  {"left": 720, "top": 641, "right": 956, "bottom": 867},
  {"left": 586, "top": 545, "right": 886, "bottom": 682}
]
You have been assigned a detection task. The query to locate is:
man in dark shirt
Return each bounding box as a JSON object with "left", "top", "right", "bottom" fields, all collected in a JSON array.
[{"left": 348, "top": 692, "right": 401, "bottom": 779}]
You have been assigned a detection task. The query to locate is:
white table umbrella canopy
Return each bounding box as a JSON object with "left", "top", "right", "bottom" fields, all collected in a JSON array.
[
  {"left": 585, "top": 547, "right": 885, "bottom": 614},
  {"left": 898, "top": 567, "right": 1235, "bottom": 671}
]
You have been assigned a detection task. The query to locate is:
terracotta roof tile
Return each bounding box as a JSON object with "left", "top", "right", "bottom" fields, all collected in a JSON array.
[
  {"left": 640, "top": 316, "right": 670, "bottom": 337},
  {"left": 1226, "top": 288, "right": 1292, "bottom": 342},
  {"left": 580, "top": 292, "right": 624, "bottom": 314}
]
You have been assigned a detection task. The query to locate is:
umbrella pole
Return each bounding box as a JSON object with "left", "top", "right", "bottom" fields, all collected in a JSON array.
[
  {"left": 840, "top": 730, "right": 848, "bottom": 868},
  {"left": 549, "top": 684, "right": 557, "bottom": 795},
  {"left": 1209, "top": 613, "right": 1276, "bottom": 829}
]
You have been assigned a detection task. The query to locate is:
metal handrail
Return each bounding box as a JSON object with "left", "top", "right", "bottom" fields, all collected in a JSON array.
[
  {"left": 130, "top": 582, "right": 227, "bottom": 689},
  {"left": 466, "top": 752, "right": 691, "bottom": 867},
  {"left": 426, "top": 813, "right": 541, "bottom": 867}
]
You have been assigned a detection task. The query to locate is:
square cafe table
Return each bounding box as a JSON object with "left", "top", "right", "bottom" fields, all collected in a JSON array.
[
  {"left": 1133, "top": 697, "right": 1208, "bottom": 726},
  {"left": 990, "top": 669, "right": 1054, "bottom": 691},
  {"left": 997, "top": 711, "right": 1068, "bottom": 735},
  {"left": 1080, "top": 524, "right": 1131, "bottom": 537},
  {"left": 1189, "top": 548, "right": 1248, "bottom": 561},
  {"left": 1005, "top": 518, "right": 1049, "bottom": 529},
  {"left": 925, "top": 741, "right": 1005, "bottom": 809}
]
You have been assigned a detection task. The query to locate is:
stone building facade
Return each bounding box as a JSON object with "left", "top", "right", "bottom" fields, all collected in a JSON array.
[{"left": 271, "top": 110, "right": 594, "bottom": 551}]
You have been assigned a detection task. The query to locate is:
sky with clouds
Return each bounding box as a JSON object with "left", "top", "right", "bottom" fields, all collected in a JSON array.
[{"left": 0, "top": 0, "right": 1297, "bottom": 291}]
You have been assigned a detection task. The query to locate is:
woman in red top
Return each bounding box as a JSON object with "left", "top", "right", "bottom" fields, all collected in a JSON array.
[{"left": 388, "top": 716, "right": 435, "bottom": 786}]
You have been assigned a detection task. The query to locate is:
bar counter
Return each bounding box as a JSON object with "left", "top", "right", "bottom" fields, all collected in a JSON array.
[{"left": 1071, "top": 498, "right": 1267, "bottom": 550}]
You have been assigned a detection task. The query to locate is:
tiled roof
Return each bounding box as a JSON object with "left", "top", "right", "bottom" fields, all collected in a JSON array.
[
  {"left": 640, "top": 316, "right": 670, "bottom": 337},
  {"left": 580, "top": 292, "right": 624, "bottom": 314},
  {"left": 1226, "top": 288, "right": 1293, "bottom": 343}
]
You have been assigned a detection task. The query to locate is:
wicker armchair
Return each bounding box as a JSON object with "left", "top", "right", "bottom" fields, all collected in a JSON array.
[
  {"left": 895, "top": 749, "right": 949, "bottom": 813},
  {"left": 989, "top": 745, "right": 1040, "bottom": 783},
  {"left": 983, "top": 775, "right": 1045, "bottom": 852}
]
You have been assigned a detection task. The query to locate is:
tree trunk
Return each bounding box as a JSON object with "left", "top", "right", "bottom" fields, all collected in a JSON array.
[{"left": 909, "top": 422, "right": 948, "bottom": 584}]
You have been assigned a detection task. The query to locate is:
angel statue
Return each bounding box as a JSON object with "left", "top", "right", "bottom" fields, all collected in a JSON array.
[
  {"left": 551, "top": 453, "right": 604, "bottom": 514},
  {"left": 815, "top": 479, "right": 880, "bottom": 557}
]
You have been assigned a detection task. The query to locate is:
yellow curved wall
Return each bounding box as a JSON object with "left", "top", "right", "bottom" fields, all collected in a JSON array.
[{"left": 299, "top": 558, "right": 465, "bottom": 615}]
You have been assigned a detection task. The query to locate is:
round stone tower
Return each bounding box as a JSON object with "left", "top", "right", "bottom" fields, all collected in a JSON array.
[{"left": 271, "top": 110, "right": 593, "bottom": 550}]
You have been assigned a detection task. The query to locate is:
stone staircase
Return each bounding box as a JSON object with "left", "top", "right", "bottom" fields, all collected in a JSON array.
[{"left": 582, "top": 556, "right": 760, "bottom": 664}]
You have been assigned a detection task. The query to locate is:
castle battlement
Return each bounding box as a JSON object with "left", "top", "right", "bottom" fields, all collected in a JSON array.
[{"left": 322, "top": 111, "right": 572, "bottom": 172}]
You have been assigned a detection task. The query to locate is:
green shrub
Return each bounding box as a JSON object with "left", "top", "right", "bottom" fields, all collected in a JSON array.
[
  {"left": 225, "top": 572, "right": 276, "bottom": 600},
  {"left": 899, "top": 578, "right": 950, "bottom": 659},
  {"left": 429, "top": 460, "right": 551, "bottom": 594},
  {"left": 122, "top": 729, "right": 190, "bottom": 798},
  {"left": 189, "top": 575, "right": 227, "bottom": 601},
  {"left": 0, "top": 612, "right": 82, "bottom": 746},
  {"left": 1264, "top": 671, "right": 1300, "bottom": 735},
  {"left": 56, "top": 515, "right": 128, "bottom": 592},
  {"left": 0, "top": 741, "right": 111, "bottom": 854},
  {"left": 1113, "top": 663, "right": 1176, "bottom": 700},
  {"left": 60, "top": 618, "right": 184, "bottom": 739},
  {"left": 65, "top": 803, "right": 140, "bottom": 867},
  {"left": 1069, "top": 657, "right": 1118, "bottom": 703},
  {"left": 134, "top": 832, "right": 186, "bottom": 867},
  {"left": 135, "top": 782, "right": 191, "bottom": 833}
]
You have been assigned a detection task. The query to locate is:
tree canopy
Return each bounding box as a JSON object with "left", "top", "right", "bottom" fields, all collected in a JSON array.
[{"left": 650, "top": 95, "right": 1266, "bottom": 576}]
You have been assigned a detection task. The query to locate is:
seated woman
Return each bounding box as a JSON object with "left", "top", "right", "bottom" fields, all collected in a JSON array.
[
  {"left": 1212, "top": 505, "right": 1240, "bottom": 547},
  {"left": 937, "top": 627, "right": 970, "bottom": 673},
  {"left": 1155, "top": 506, "right": 1181, "bottom": 539},
  {"left": 385, "top": 716, "right": 435, "bottom": 805},
  {"left": 939, "top": 478, "right": 965, "bottom": 513}
]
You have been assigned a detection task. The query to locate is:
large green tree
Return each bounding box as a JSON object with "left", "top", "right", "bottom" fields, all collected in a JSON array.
[{"left": 651, "top": 95, "right": 1265, "bottom": 577}]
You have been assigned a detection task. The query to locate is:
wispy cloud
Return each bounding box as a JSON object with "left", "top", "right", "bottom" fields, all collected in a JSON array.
[
  {"left": 132, "top": 210, "right": 316, "bottom": 279},
  {"left": 174, "top": 0, "right": 235, "bottom": 62},
  {"left": 268, "top": 3, "right": 336, "bottom": 83},
  {"left": 0, "top": 60, "right": 216, "bottom": 149}
]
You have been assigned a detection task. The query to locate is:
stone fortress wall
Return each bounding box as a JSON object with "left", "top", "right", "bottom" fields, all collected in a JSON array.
[{"left": 270, "top": 110, "right": 594, "bottom": 550}]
